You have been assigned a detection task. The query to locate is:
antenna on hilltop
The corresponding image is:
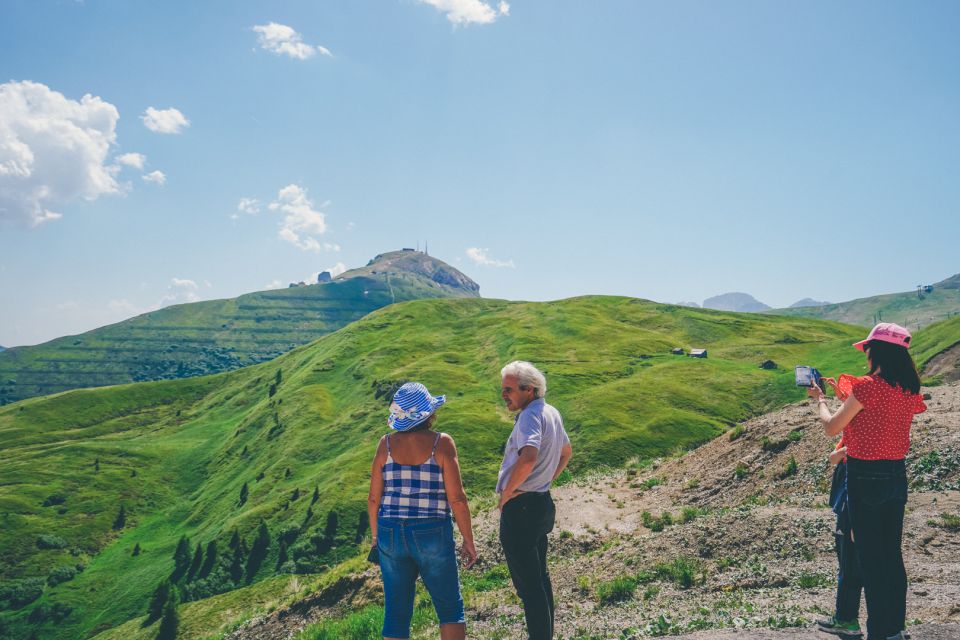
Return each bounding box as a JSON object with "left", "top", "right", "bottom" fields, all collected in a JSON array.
[
  {"left": 417, "top": 241, "right": 420, "bottom": 252},
  {"left": 425, "top": 241, "right": 429, "bottom": 256}
]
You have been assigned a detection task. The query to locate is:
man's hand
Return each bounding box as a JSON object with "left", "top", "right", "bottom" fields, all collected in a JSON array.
[{"left": 498, "top": 490, "right": 518, "bottom": 510}]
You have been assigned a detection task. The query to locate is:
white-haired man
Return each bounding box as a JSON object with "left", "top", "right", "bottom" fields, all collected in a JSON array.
[{"left": 497, "top": 360, "right": 572, "bottom": 640}]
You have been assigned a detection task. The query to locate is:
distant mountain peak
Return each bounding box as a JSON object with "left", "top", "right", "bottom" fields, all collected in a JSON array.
[
  {"left": 343, "top": 249, "right": 480, "bottom": 295},
  {"left": 933, "top": 272, "right": 960, "bottom": 290},
  {"left": 702, "top": 292, "right": 771, "bottom": 313},
  {"left": 789, "top": 298, "right": 831, "bottom": 308}
]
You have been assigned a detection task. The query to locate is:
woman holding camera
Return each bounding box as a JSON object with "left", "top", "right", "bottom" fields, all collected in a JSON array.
[
  {"left": 808, "top": 323, "right": 926, "bottom": 640},
  {"left": 367, "top": 382, "right": 478, "bottom": 640}
]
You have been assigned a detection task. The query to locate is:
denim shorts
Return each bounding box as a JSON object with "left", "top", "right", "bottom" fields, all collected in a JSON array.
[{"left": 378, "top": 517, "right": 464, "bottom": 638}]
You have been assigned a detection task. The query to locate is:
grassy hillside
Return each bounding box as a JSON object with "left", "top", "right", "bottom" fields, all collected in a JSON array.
[
  {"left": 0, "top": 297, "right": 873, "bottom": 639},
  {"left": 769, "top": 273, "right": 960, "bottom": 329},
  {"left": 0, "top": 251, "right": 478, "bottom": 405}
]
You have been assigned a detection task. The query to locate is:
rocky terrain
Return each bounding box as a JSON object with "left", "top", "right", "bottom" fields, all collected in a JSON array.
[{"left": 228, "top": 381, "right": 960, "bottom": 639}]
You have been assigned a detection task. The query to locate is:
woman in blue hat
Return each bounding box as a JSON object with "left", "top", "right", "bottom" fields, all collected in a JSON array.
[{"left": 368, "top": 382, "right": 478, "bottom": 640}]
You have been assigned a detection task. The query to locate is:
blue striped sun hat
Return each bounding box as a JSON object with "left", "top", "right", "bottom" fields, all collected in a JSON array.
[{"left": 388, "top": 382, "right": 446, "bottom": 432}]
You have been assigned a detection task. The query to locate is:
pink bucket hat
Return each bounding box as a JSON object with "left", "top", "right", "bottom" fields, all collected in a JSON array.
[{"left": 853, "top": 322, "right": 912, "bottom": 351}]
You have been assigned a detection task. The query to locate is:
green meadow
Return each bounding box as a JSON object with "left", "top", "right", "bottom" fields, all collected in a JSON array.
[{"left": 0, "top": 296, "right": 902, "bottom": 639}]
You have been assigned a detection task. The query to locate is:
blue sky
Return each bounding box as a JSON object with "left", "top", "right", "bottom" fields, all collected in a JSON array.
[{"left": 1, "top": 0, "right": 958, "bottom": 346}]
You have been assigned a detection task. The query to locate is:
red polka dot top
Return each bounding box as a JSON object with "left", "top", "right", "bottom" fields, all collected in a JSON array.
[{"left": 838, "top": 374, "right": 926, "bottom": 460}]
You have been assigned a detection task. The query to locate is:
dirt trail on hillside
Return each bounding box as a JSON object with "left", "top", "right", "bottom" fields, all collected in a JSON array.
[
  {"left": 924, "top": 342, "right": 960, "bottom": 382},
  {"left": 230, "top": 382, "right": 960, "bottom": 640}
]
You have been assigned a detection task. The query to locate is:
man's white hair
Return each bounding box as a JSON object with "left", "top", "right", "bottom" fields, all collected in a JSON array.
[{"left": 501, "top": 360, "right": 547, "bottom": 398}]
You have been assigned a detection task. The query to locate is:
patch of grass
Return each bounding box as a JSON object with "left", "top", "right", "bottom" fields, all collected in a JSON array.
[
  {"left": 795, "top": 571, "right": 831, "bottom": 589},
  {"left": 653, "top": 557, "right": 705, "bottom": 589},
  {"left": 780, "top": 456, "right": 798, "bottom": 478},
  {"left": 728, "top": 425, "right": 745, "bottom": 441},
  {"left": 936, "top": 513, "right": 960, "bottom": 532},
  {"left": 788, "top": 429, "right": 803, "bottom": 442},
  {"left": 638, "top": 476, "right": 664, "bottom": 491},
  {"left": 461, "top": 564, "right": 510, "bottom": 593},
  {"left": 734, "top": 463, "right": 750, "bottom": 480},
  {"left": 595, "top": 575, "right": 637, "bottom": 605}
]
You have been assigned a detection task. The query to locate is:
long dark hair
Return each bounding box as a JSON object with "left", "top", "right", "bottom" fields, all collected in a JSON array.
[{"left": 866, "top": 340, "right": 921, "bottom": 394}]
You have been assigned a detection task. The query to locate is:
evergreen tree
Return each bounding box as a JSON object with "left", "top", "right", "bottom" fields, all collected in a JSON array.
[
  {"left": 228, "top": 529, "right": 240, "bottom": 550},
  {"left": 302, "top": 506, "right": 313, "bottom": 527},
  {"left": 275, "top": 369, "right": 282, "bottom": 386},
  {"left": 144, "top": 579, "right": 172, "bottom": 625},
  {"left": 199, "top": 540, "right": 217, "bottom": 578},
  {"left": 170, "top": 536, "right": 191, "bottom": 582},
  {"left": 324, "top": 510, "right": 339, "bottom": 542},
  {"left": 229, "top": 544, "right": 245, "bottom": 583},
  {"left": 356, "top": 511, "right": 369, "bottom": 543},
  {"left": 187, "top": 543, "right": 203, "bottom": 581},
  {"left": 156, "top": 587, "right": 179, "bottom": 640},
  {"left": 112, "top": 504, "right": 126, "bottom": 530},
  {"left": 268, "top": 383, "right": 277, "bottom": 398},
  {"left": 311, "top": 486, "right": 319, "bottom": 505},
  {"left": 276, "top": 539, "right": 288, "bottom": 569},
  {"left": 245, "top": 521, "right": 270, "bottom": 582},
  {"left": 132, "top": 543, "right": 141, "bottom": 557},
  {"left": 131, "top": 468, "right": 137, "bottom": 477},
  {"left": 94, "top": 457, "right": 100, "bottom": 472},
  {"left": 290, "top": 487, "right": 300, "bottom": 501},
  {"left": 239, "top": 482, "right": 249, "bottom": 506}
]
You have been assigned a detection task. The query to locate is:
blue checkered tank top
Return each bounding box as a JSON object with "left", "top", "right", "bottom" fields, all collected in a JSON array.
[{"left": 378, "top": 432, "right": 450, "bottom": 519}]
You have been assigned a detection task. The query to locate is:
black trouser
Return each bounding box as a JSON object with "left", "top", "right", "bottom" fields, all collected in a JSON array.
[
  {"left": 499, "top": 491, "right": 556, "bottom": 640},
  {"left": 846, "top": 457, "right": 907, "bottom": 639},
  {"left": 831, "top": 463, "right": 863, "bottom": 622}
]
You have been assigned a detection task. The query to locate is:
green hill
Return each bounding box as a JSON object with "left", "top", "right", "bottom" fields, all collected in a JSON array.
[
  {"left": 0, "top": 297, "right": 875, "bottom": 639},
  {"left": 768, "top": 271, "right": 960, "bottom": 329},
  {"left": 0, "top": 251, "right": 479, "bottom": 405}
]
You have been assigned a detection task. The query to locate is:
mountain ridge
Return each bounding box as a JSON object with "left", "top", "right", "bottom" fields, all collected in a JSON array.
[{"left": 0, "top": 250, "right": 478, "bottom": 405}]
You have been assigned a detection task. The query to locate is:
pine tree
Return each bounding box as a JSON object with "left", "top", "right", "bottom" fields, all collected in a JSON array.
[
  {"left": 229, "top": 544, "right": 245, "bottom": 583},
  {"left": 324, "top": 510, "right": 339, "bottom": 542},
  {"left": 144, "top": 579, "right": 171, "bottom": 625},
  {"left": 199, "top": 540, "right": 217, "bottom": 578},
  {"left": 276, "top": 539, "right": 288, "bottom": 569},
  {"left": 245, "top": 521, "right": 271, "bottom": 582},
  {"left": 112, "top": 504, "right": 126, "bottom": 530},
  {"left": 170, "top": 536, "right": 191, "bottom": 582},
  {"left": 132, "top": 543, "right": 141, "bottom": 557},
  {"left": 156, "top": 586, "right": 179, "bottom": 640},
  {"left": 228, "top": 529, "right": 240, "bottom": 550},
  {"left": 94, "top": 457, "right": 100, "bottom": 472},
  {"left": 311, "top": 486, "right": 319, "bottom": 505},
  {"left": 356, "top": 511, "right": 369, "bottom": 543},
  {"left": 302, "top": 506, "right": 313, "bottom": 527},
  {"left": 275, "top": 369, "right": 282, "bottom": 386},
  {"left": 268, "top": 383, "right": 277, "bottom": 398},
  {"left": 290, "top": 487, "right": 300, "bottom": 501},
  {"left": 187, "top": 543, "right": 203, "bottom": 581},
  {"left": 239, "top": 482, "right": 249, "bottom": 506}
]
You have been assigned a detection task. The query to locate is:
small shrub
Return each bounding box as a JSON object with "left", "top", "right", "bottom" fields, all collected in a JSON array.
[
  {"left": 47, "top": 565, "right": 77, "bottom": 587},
  {"left": 761, "top": 436, "right": 790, "bottom": 453},
  {"left": 41, "top": 494, "right": 67, "bottom": 507},
  {"left": 734, "top": 463, "right": 749, "bottom": 480},
  {"left": 36, "top": 534, "right": 68, "bottom": 550},
  {"left": 576, "top": 575, "right": 591, "bottom": 594},
  {"left": 596, "top": 575, "right": 637, "bottom": 605},
  {"left": 780, "top": 456, "right": 798, "bottom": 478},
  {"left": 796, "top": 572, "right": 830, "bottom": 589},
  {"left": 728, "top": 425, "right": 745, "bottom": 441},
  {"left": 938, "top": 513, "right": 960, "bottom": 531},
  {"left": 639, "top": 477, "right": 663, "bottom": 490},
  {"left": 643, "top": 584, "right": 660, "bottom": 600},
  {"left": 788, "top": 429, "right": 803, "bottom": 442},
  {"left": 679, "top": 507, "right": 702, "bottom": 524}
]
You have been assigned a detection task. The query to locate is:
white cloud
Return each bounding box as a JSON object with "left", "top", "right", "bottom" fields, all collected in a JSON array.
[
  {"left": 269, "top": 184, "right": 329, "bottom": 252},
  {"left": 466, "top": 247, "right": 515, "bottom": 268},
  {"left": 116, "top": 152, "right": 146, "bottom": 170},
  {"left": 142, "top": 170, "right": 166, "bottom": 185},
  {"left": 253, "top": 22, "right": 331, "bottom": 60},
  {"left": 0, "top": 80, "right": 121, "bottom": 227},
  {"left": 161, "top": 277, "right": 202, "bottom": 306},
  {"left": 308, "top": 262, "right": 347, "bottom": 284},
  {"left": 264, "top": 279, "right": 283, "bottom": 290},
  {"left": 238, "top": 197, "right": 260, "bottom": 215},
  {"left": 419, "top": 0, "right": 510, "bottom": 25},
  {"left": 141, "top": 107, "right": 190, "bottom": 134},
  {"left": 108, "top": 298, "right": 145, "bottom": 315}
]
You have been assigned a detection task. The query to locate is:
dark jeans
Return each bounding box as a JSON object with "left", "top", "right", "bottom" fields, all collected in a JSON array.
[
  {"left": 499, "top": 491, "right": 556, "bottom": 640},
  {"left": 847, "top": 457, "right": 908, "bottom": 639},
  {"left": 831, "top": 463, "right": 863, "bottom": 622}
]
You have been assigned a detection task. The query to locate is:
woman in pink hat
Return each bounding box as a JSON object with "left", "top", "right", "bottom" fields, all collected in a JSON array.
[{"left": 808, "top": 323, "right": 926, "bottom": 640}]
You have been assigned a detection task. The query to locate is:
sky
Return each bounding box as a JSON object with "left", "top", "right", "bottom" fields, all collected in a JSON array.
[{"left": 1, "top": 0, "right": 958, "bottom": 347}]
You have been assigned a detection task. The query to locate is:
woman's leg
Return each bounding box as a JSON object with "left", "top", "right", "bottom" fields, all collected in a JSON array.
[
  {"left": 380, "top": 524, "right": 418, "bottom": 640},
  {"left": 413, "top": 520, "right": 466, "bottom": 640}
]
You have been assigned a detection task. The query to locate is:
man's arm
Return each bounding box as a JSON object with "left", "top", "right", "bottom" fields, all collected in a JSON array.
[
  {"left": 499, "top": 446, "right": 538, "bottom": 508},
  {"left": 552, "top": 442, "right": 572, "bottom": 482}
]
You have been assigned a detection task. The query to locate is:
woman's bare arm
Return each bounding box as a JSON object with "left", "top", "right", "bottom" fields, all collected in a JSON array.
[
  {"left": 367, "top": 436, "right": 387, "bottom": 546},
  {"left": 438, "top": 434, "right": 477, "bottom": 568}
]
